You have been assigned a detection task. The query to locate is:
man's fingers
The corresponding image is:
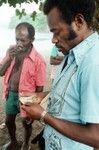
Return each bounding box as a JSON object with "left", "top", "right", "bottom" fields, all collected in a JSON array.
[{"left": 21, "top": 105, "right": 30, "bottom": 112}]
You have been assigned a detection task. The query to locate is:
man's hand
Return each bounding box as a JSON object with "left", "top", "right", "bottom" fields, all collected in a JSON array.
[
  {"left": 50, "top": 55, "right": 64, "bottom": 65},
  {"left": 21, "top": 103, "right": 44, "bottom": 120},
  {"left": 6, "top": 45, "right": 18, "bottom": 60},
  {"left": 0, "top": 45, "right": 19, "bottom": 76}
]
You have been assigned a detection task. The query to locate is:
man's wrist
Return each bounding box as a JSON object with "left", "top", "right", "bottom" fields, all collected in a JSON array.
[{"left": 40, "top": 110, "right": 47, "bottom": 125}]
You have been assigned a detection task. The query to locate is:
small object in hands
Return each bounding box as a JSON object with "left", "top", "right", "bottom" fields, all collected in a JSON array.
[
  {"left": 19, "top": 94, "right": 37, "bottom": 104},
  {"left": 40, "top": 93, "right": 50, "bottom": 109},
  {"left": 19, "top": 93, "right": 49, "bottom": 118},
  {"left": 19, "top": 94, "right": 37, "bottom": 118}
]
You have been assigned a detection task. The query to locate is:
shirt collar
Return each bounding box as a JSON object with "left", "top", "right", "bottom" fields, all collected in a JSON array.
[
  {"left": 28, "top": 46, "right": 37, "bottom": 62},
  {"left": 69, "top": 32, "right": 99, "bottom": 66}
]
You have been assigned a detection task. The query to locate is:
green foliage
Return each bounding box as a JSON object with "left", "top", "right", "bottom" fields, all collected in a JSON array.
[
  {"left": 0, "top": 0, "right": 42, "bottom": 7},
  {"left": 15, "top": 1, "right": 44, "bottom": 20},
  {"left": 0, "top": 0, "right": 6, "bottom": 6},
  {"left": 30, "top": 11, "right": 37, "bottom": 21},
  {"left": 0, "top": 0, "right": 43, "bottom": 20},
  {"left": 9, "top": 12, "right": 48, "bottom": 32},
  {"left": 16, "top": 9, "right": 26, "bottom": 19}
]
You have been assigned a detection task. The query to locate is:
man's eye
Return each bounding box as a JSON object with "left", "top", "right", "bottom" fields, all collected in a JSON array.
[
  {"left": 55, "top": 31, "right": 59, "bottom": 36},
  {"left": 16, "top": 39, "right": 25, "bottom": 42}
]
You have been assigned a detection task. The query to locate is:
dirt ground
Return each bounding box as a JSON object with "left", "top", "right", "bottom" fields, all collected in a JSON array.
[{"left": 0, "top": 57, "right": 51, "bottom": 150}]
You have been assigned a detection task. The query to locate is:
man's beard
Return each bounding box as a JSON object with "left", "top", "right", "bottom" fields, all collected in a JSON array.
[
  {"left": 63, "top": 27, "right": 78, "bottom": 55},
  {"left": 67, "top": 27, "right": 77, "bottom": 41}
]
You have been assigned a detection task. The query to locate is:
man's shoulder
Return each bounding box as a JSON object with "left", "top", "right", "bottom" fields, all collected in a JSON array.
[
  {"left": 30, "top": 47, "right": 46, "bottom": 64},
  {"left": 79, "top": 39, "right": 99, "bottom": 70}
]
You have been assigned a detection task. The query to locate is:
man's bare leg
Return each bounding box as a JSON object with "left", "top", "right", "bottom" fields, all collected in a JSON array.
[
  {"left": 21, "top": 119, "right": 32, "bottom": 150},
  {"left": 5, "top": 114, "right": 20, "bottom": 149}
]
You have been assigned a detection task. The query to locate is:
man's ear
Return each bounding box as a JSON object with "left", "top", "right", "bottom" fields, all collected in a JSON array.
[{"left": 74, "top": 14, "right": 85, "bottom": 31}]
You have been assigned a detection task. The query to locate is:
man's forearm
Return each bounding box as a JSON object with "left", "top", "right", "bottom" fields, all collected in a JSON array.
[{"left": 44, "top": 113, "right": 99, "bottom": 148}]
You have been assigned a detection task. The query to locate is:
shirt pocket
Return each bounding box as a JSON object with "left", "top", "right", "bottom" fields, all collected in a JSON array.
[{"left": 47, "top": 93, "right": 65, "bottom": 116}]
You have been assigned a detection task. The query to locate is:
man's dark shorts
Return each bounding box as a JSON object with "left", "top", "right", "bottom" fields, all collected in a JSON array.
[{"left": 5, "top": 91, "right": 20, "bottom": 115}]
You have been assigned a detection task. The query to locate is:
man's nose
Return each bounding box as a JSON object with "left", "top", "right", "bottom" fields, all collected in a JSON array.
[{"left": 52, "top": 37, "right": 58, "bottom": 44}]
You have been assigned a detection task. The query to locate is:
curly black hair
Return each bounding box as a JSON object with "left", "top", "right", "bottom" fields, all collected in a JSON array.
[{"left": 43, "top": 0, "right": 95, "bottom": 27}]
